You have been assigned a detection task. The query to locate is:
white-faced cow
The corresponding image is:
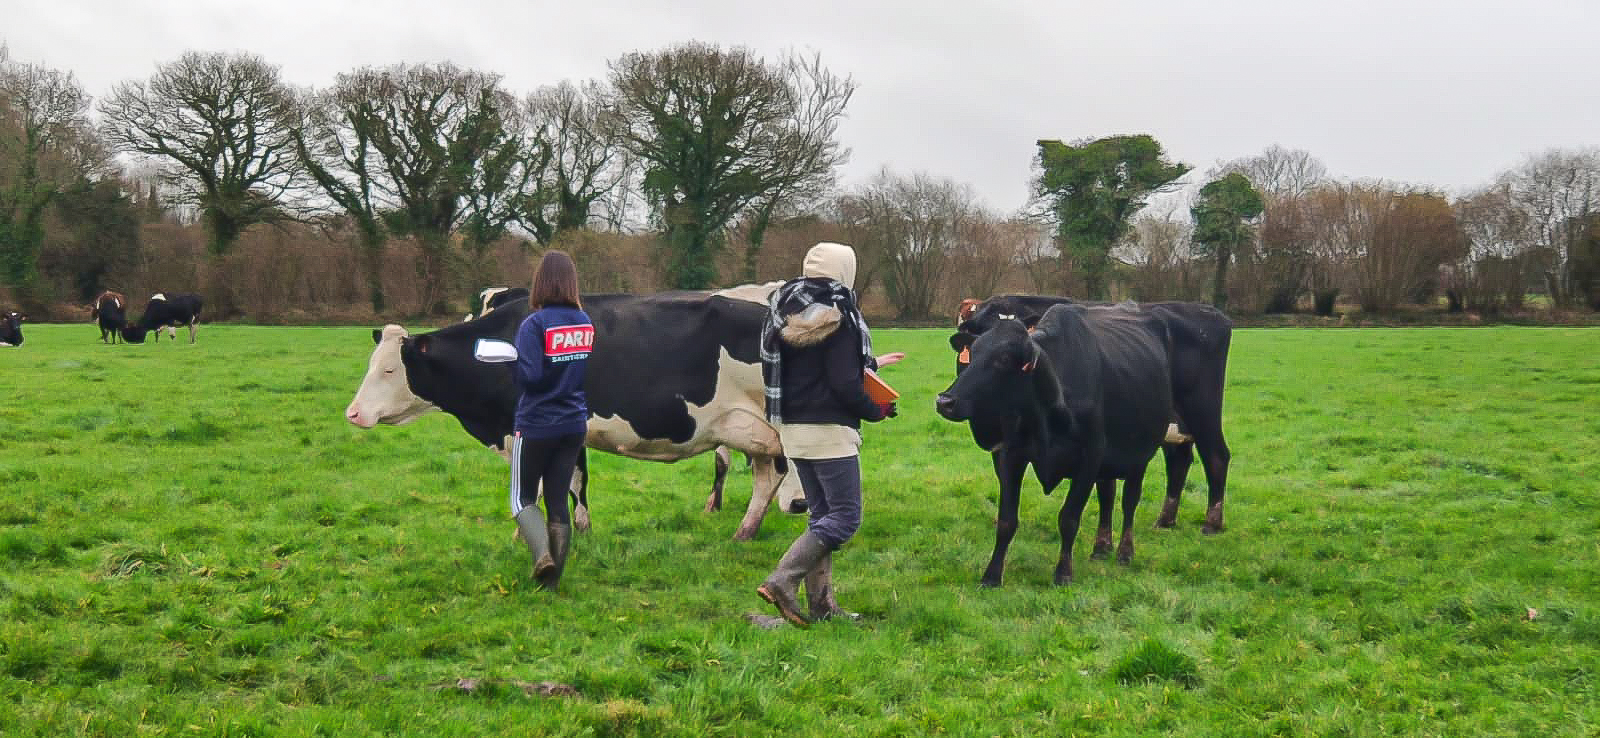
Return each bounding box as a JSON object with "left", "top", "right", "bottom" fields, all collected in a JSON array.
[
  {"left": 937, "top": 304, "right": 1175, "bottom": 587},
  {"left": 122, "top": 293, "right": 203, "bottom": 344},
  {"left": 0, "top": 311, "right": 24, "bottom": 347},
  {"left": 951, "top": 295, "right": 1233, "bottom": 533},
  {"left": 346, "top": 291, "right": 806, "bottom": 541},
  {"left": 92, "top": 290, "right": 127, "bottom": 343}
]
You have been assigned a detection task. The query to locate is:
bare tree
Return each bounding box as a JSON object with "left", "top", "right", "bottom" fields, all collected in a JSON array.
[
  {"left": 606, "top": 42, "right": 855, "bottom": 288},
  {"left": 950, "top": 213, "right": 1029, "bottom": 301},
  {"left": 296, "top": 63, "right": 529, "bottom": 314},
  {"left": 1116, "top": 211, "right": 1199, "bottom": 301},
  {"left": 1343, "top": 184, "right": 1468, "bottom": 313},
  {"left": 1499, "top": 147, "right": 1600, "bottom": 305},
  {"left": 0, "top": 55, "right": 97, "bottom": 290},
  {"left": 521, "top": 80, "right": 627, "bottom": 246},
  {"left": 730, "top": 51, "right": 854, "bottom": 282},
  {"left": 100, "top": 52, "right": 306, "bottom": 257},
  {"left": 1214, "top": 144, "right": 1328, "bottom": 200},
  {"left": 842, "top": 169, "right": 979, "bottom": 319},
  {"left": 1443, "top": 183, "right": 1537, "bottom": 313}
]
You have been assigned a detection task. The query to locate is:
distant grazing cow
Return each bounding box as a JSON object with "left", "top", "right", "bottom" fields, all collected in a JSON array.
[
  {"left": 346, "top": 290, "right": 807, "bottom": 541},
  {"left": 951, "top": 295, "right": 1233, "bottom": 533},
  {"left": 122, "top": 293, "right": 203, "bottom": 344},
  {"left": 937, "top": 304, "right": 1175, "bottom": 587},
  {"left": 0, "top": 311, "right": 24, "bottom": 347},
  {"left": 92, "top": 291, "right": 127, "bottom": 343}
]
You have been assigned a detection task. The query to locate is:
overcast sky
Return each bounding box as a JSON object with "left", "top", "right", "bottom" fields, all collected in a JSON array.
[{"left": 4, "top": 0, "right": 1596, "bottom": 211}]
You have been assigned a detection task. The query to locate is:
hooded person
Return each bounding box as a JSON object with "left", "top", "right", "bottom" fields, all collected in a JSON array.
[{"left": 756, "top": 242, "right": 899, "bottom": 627}]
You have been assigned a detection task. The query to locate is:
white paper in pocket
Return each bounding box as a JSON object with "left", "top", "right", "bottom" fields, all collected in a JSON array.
[{"left": 474, "top": 338, "right": 518, "bottom": 363}]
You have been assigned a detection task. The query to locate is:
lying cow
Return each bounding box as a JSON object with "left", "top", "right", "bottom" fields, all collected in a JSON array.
[
  {"left": 952, "top": 295, "right": 1233, "bottom": 533},
  {"left": 0, "top": 311, "right": 24, "bottom": 347},
  {"left": 92, "top": 290, "right": 127, "bottom": 344},
  {"left": 122, "top": 293, "right": 203, "bottom": 344},
  {"left": 937, "top": 304, "right": 1174, "bottom": 586},
  {"left": 347, "top": 291, "right": 807, "bottom": 541}
]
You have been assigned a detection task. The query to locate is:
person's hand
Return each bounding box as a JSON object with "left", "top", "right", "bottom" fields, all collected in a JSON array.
[{"left": 875, "top": 352, "right": 906, "bottom": 368}]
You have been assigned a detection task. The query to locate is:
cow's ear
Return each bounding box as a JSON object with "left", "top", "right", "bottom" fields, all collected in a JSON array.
[
  {"left": 372, "top": 328, "right": 383, "bottom": 345},
  {"left": 949, "top": 332, "right": 976, "bottom": 353}
]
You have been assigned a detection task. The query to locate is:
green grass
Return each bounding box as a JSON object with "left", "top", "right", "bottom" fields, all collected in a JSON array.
[{"left": 2, "top": 323, "right": 1598, "bottom": 736}]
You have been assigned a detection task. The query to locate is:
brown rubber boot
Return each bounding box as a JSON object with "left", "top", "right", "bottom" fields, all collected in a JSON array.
[
  {"left": 804, "top": 552, "right": 861, "bottom": 622},
  {"left": 536, "top": 523, "right": 571, "bottom": 592},
  {"left": 514, "top": 506, "right": 554, "bottom": 579},
  {"left": 757, "top": 532, "right": 829, "bottom": 628}
]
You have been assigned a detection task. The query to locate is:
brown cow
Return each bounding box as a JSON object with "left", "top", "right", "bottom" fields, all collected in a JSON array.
[{"left": 91, "top": 291, "right": 127, "bottom": 344}]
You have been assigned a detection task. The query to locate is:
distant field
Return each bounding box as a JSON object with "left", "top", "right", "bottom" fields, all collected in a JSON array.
[{"left": 2, "top": 324, "right": 1597, "bottom": 737}]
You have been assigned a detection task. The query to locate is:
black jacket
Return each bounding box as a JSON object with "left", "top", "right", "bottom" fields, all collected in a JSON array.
[{"left": 778, "top": 305, "right": 884, "bottom": 428}]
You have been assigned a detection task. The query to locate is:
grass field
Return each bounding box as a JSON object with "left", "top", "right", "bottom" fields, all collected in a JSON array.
[{"left": 2, "top": 323, "right": 1598, "bottom": 737}]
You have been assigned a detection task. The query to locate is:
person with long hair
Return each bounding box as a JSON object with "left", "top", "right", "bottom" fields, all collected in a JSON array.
[
  {"left": 510, "top": 250, "right": 592, "bottom": 591},
  {"left": 756, "top": 241, "right": 901, "bottom": 627}
]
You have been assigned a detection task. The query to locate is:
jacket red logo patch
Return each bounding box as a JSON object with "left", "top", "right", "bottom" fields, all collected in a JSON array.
[{"left": 544, "top": 324, "right": 594, "bottom": 360}]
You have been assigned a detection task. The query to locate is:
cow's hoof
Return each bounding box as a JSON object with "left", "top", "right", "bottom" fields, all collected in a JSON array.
[
  {"left": 1116, "top": 548, "right": 1133, "bottom": 566},
  {"left": 1201, "top": 524, "right": 1224, "bottom": 535},
  {"left": 704, "top": 499, "right": 721, "bottom": 513},
  {"left": 731, "top": 528, "right": 757, "bottom": 542},
  {"left": 978, "top": 577, "right": 1002, "bottom": 589},
  {"left": 1153, "top": 517, "right": 1177, "bottom": 529},
  {"left": 1089, "top": 544, "right": 1111, "bottom": 561},
  {"left": 1052, "top": 574, "right": 1073, "bottom": 587}
]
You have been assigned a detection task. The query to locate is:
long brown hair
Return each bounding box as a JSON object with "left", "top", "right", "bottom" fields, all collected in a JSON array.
[{"left": 529, "top": 250, "right": 581, "bottom": 309}]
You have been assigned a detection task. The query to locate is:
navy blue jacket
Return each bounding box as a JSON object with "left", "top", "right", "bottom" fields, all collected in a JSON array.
[{"left": 513, "top": 305, "right": 592, "bottom": 438}]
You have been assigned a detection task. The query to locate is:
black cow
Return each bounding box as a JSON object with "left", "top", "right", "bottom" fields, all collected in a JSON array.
[
  {"left": 951, "top": 295, "right": 1233, "bottom": 533},
  {"left": 937, "top": 304, "right": 1174, "bottom": 586},
  {"left": 93, "top": 291, "right": 127, "bottom": 344},
  {"left": 346, "top": 291, "right": 806, "bottom": 541},
  {"left": 122, "top": 293, "right": 203, "bottom": 344},
  {"left": 0, "top": 311, "right": 24, "bottom": 347}
]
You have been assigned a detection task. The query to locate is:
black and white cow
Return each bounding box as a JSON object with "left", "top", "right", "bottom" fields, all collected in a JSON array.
[
  {"left": 93, "top": 290, "right": 127, "bottom": 344},
  {"left": 937, "top": 304, "right": 1175, "bottom": 587},
  {"left": 0, "top": 311, "right": 24, "bottom": 347},
  {"left": 951, "top": 295, "right": 1233, "bottom": 533},
  {"left": 474, "top": 287, "right": 530, "bottom": 319},
  {"left": 122, "top": 293, "right": 203, "bottom": 344},
  {"left": 346, "top": 290, "right": 806, "bottom": 541}
]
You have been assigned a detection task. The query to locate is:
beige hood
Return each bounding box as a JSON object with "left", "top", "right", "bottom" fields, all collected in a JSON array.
[
  {"left": 802, "top": 242, "right": 857, "bottom": 290},
  {"left": 781, "top": 242, "right": 859, "bottom": 347}
]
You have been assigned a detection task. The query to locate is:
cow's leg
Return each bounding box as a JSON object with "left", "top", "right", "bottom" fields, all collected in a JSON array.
[
  {"left": 1090, "top": 479, "right": 1116, "bottom": 560},
  {"left": 707, "top": 408, "right": 785, "bottom": 541},
  {"left": 187, "top": 320, "right": 197, "bottom": 344},
  {"left": 1053, "top": 476, "right": 1097, "bottom": 586},
  {"left": 981, "top": 450, "right": 1028, "bottom": 588},
  {"left": 706, "top": 445, "right": 731, "bottom": 513},
  {"left": 1185, "top": 408, "right": 1230, "bottom": 534},
  {"left": 1156, "top": 441, "right": 1194, "bottom": 529},
  {"left": 571, "top": 449, "right": 591, "bottom": 533},
  {"left": 733, "top": 455, "right": 781, "bottom": 541},
  {"left": 1117, "top": 467, "right": 1147, "bottom": 565}
]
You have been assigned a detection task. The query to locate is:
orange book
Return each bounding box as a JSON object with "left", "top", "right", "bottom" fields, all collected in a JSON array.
[{"left": 863, "top": 368, "right": 899, "bottom": 404}]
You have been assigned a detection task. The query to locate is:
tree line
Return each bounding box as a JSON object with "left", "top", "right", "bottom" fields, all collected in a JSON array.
[{"left": 3, "top": 41, "right": 1598, "bottom": 322}]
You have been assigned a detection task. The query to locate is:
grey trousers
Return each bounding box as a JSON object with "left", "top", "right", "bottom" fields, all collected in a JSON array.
[{"left": 794, "top": 456, "right": 862, "bottom": 549}]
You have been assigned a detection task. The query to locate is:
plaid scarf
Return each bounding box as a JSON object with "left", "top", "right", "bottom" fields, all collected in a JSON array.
[{"left": 761, "top": 277, "right": 873, "bottom": 425}]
